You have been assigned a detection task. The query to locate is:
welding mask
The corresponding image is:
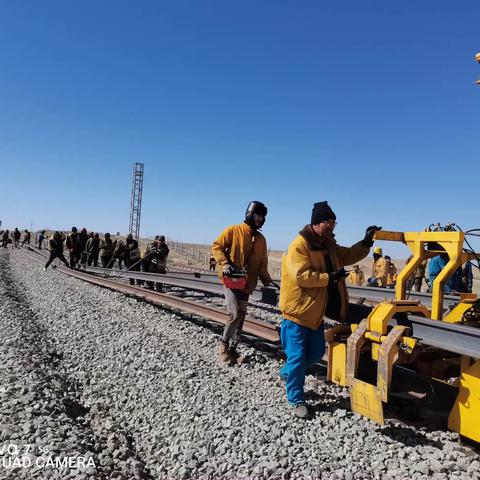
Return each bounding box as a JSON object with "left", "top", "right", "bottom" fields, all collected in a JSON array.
[{"left": 244, "top": 201, "right": 268, "bottom": 229}]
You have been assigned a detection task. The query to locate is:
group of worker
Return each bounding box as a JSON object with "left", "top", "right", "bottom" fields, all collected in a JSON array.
[
  {"left": 1, "top": 228, "right": 57, "bottom": 251},
  {"left": 347, "top": 247, "right": 398, "bottom": 289},
  {"left": 347, "top": 248, "right": 473, "bottom": 294},
  {"left": 42, "top": 228, "right": 170, "bottom": 290},
  {"left": 3, "top": 225, "right": 170, "bottom": 290},
  {"left": 1, "top": 228, "right": 32, "bottom": 248}
]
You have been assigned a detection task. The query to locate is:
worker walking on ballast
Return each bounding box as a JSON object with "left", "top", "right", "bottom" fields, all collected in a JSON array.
[
  {"left": 44, "top": 231, "right": 69, "bottom": 270},
  {"left": 212, "top": 201, "right": 274, "bottom": 365},
  {"left": 279, "top": 201, "right": 379, "bottom": 419}
]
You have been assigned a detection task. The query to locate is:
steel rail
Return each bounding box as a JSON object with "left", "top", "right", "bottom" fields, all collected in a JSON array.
[
  {"left": 86, "top": 264, "right": 462, "bottom": 310},
  {"left": 82, "top": 266, "right": 278, "bottom": 304},
  {"left": 21, "top": 249, "right": 280, "bottom": 343},
  {"left": 347, "top": 285, "right": 461, "bottom": 310},
  {"left": 163, "top": 269, "right": 463, "bottom": 310},
  {"left": 393, "top": 314, "right": 480, "bottom": 358},
  {"left": 28, "top": 248, "right": 461, "bottom": 310}
]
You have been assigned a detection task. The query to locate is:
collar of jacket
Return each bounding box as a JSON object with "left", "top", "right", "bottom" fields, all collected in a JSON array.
[
  {"left": 299, "top": 224, "right": 336, "bottom": 251},
  {"left": 241, "top": 222, "right": 258, "bottom": 236}
]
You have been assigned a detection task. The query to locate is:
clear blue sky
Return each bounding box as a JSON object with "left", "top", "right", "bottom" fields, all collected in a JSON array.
[{"left": 1, "top": 1, "right": 479, "bottom": 257}]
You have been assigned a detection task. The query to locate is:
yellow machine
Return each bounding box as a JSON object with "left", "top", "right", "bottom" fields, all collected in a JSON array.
[{"left": 327, "top": 230, "right": 480, "bottom": 443}]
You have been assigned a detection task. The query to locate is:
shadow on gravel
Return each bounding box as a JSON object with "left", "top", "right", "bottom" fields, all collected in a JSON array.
[
  {"left": 308, "top": 395, "right": 350, "bottom": 413},
  {"left": 304, "top": 389, "right": 445, "bottom": 449},
  {"left": 63, "top": 398, "right": 90, "bottom": 419},
  {"left": 379, "top": 424, "right": 444, "bottom": 449}
]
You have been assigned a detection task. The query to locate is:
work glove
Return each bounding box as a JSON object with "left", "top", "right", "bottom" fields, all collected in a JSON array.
[
  {"left": 222, "top": 264, "right": 234, "bottom": 277},
  {"left": 363, "top": 225, "right": 382, "bottom": 247},
  {"left": 329, "top": 267, "right": 349, "bottom": 284}
]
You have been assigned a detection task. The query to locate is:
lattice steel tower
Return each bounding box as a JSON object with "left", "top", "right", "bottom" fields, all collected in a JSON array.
[{"left": 129, "top": 163, "right": 144, "bottom": 239}]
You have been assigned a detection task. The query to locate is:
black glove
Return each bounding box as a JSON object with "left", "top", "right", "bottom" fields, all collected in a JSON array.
[
  {"left": 329, "top": 267, "right": 349, "bottom": 284},
  {"left": 363, "top": 225, "right": 382, "bottom": 247}
]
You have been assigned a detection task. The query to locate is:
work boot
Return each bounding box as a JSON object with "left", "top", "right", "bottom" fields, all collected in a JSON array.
[
  {"left": 228, "top": 347, "right": 247, "bottom": 365},
  {"left": 218, "top": 342, "right": 230, "bottom": 364},
  {"left": 293, "top": 403, "right": 310, "bottom": 419}
]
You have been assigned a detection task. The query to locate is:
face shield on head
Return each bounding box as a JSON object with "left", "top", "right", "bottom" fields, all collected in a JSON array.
[{"left": 244, "top": 201, "right": 268, "bottom": 229}]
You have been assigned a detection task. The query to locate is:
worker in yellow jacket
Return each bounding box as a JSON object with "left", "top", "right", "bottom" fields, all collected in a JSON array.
[
  {"left": 279, "top": 201, "right": 380, "bottom": 418},
  {"left": 368, "top": 247, "right": 389, "bottom": 287},
  {"left": 348, "top": 264, "right": 365, "bottom": 286},
  {"left": 212, "top": 201, "right": 273, "bottom": 365},
  {"left": 385, "top": 255, "right": 397, "bottom": 289}
]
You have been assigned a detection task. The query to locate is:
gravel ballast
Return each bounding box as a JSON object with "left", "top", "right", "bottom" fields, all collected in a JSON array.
[{"left": 0, "top": 248, "right": 479, "bottom": 479}]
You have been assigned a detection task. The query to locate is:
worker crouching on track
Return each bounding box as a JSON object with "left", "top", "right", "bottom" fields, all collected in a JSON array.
[
  {"left": 212, "top": 201, "right": 273, "bottom": 365},
  {"left": 44, "top": 231, "right": 69, "bottom": 270},
  {"left": 279, "top": 201, "right": 379, "bottom": 419},
  {"left": 348, "top": 264, "right": 364, "bottom": 286}
]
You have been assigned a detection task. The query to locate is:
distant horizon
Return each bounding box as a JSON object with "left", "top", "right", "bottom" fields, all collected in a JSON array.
[{"left": 1, "top": 224, "right": 420, "bottom": 262}]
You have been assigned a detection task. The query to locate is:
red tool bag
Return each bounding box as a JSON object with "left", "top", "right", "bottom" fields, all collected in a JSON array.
[{"left": 223, "top": 271, "right": 248, "bottom": 290}]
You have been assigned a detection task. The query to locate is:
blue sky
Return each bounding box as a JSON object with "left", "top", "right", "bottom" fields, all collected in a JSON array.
[{"left": 1, "top": 1, "right": 479, "bottom": 257}]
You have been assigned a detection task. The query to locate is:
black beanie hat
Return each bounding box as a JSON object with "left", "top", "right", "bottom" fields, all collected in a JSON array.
[{"left": 311, "top": 201, "right": 336, "bottom": 225}]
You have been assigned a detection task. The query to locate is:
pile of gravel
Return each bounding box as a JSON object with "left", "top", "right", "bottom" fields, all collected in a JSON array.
[{"left": 0, "top": 248, "right": 479, "bottom": 479}]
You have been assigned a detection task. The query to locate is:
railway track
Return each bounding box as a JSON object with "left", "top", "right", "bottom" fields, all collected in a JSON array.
[
  {"left": 12, "top": 246, "right": 480, "bottom": 444},
  {"left": 23, "top": 248, "right": 280, "bottom": 343},
  {"left": 23, "top": 247, "right": 480, "bottom": 359}
]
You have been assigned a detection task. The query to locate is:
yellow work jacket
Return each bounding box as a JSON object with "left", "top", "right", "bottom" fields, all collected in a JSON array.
[
  {"left": 372, "top": 257, "right": 389, "bottom": 287},
  {"left": 212, "top": 222, "right": 271, "bottom": 294},
  {"left": 348, "top": 270, "right": 365, "bottom": 286},
  {"left": 279, "top": 230, "right": 370, "bottom": 329},
  {"left": 386, "top": 263, "right": 397, "bottom": 287}
]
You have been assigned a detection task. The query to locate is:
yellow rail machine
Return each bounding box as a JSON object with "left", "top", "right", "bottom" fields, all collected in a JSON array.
[{"left": 327, "top": 230, "right": 480, "bottom": 443}]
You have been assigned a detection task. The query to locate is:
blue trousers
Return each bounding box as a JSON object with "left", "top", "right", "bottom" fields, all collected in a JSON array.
[{"left": 279, "top": 319, "right": 325, "bottom": 405}]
